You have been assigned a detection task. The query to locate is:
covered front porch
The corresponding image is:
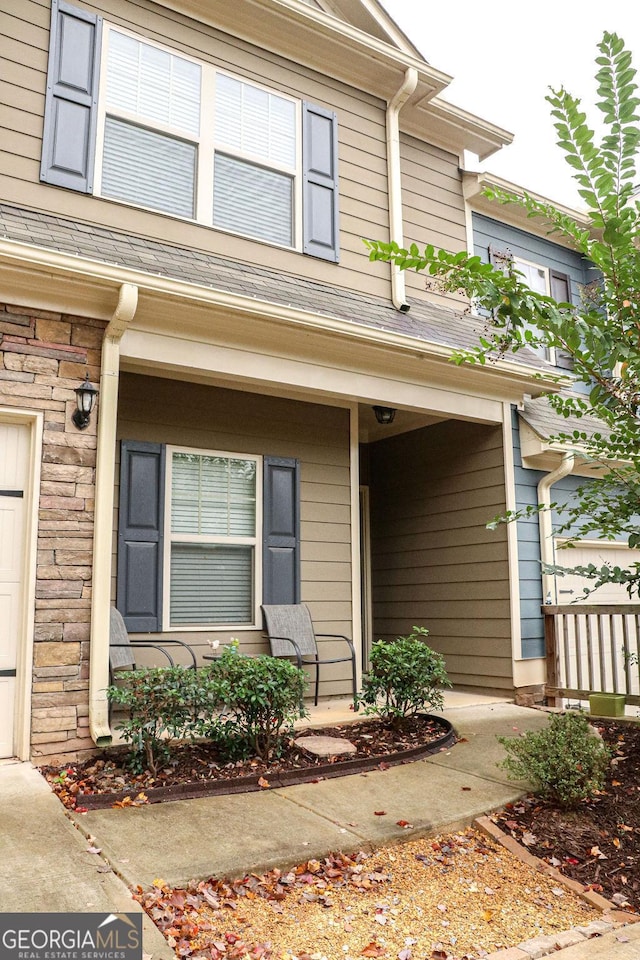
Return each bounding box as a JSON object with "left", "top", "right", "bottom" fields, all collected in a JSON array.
[{"left": 105, "top": 363, "right": 520, "bottom": 716}]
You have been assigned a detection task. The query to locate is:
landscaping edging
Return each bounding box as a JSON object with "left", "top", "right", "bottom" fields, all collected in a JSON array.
[
  {"left": 75, "top": 716, "right": 455, "bottom": 810},
  {"left": 474, "top": 814, "right": 640, "bottom": 960}
]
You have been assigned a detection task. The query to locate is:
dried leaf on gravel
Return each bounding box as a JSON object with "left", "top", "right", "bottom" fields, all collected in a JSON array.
[{"left": 135, "top": 829, "right": 599, "bottom": 960}]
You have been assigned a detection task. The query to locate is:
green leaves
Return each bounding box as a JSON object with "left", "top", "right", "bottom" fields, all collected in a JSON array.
[
  {"left": 499, "top": 713, "right": 610, "bottom": 807},
  {"left": 356, "top": 628, "right": 451, "bottom": 723},
  {"left": 364, "top": 32, "right": 640, "bottom": 598}
]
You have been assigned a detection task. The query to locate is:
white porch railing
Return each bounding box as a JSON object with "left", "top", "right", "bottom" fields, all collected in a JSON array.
[{"left": 543, "top": 604, "right": 640, "bottom": 705}]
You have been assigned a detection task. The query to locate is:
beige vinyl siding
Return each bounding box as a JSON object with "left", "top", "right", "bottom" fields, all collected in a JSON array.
[
  {"left": 1, "top": 0, "right": 393, "bottom": 300},
  {"left": 400, "top": 133, "right": 468, "bottom": 305},
  {"left": 113, "top": 373, "right": 353, "bottom": 698},
  {"left": 369, "top": 420, "right": 513, "bottom": 692}
]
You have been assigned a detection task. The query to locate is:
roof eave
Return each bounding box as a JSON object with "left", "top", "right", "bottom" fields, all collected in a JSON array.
[
  {"left": 149, "top": 0, "right": 513, "bottom": 155},
  {"left": 0, "top": 236, "right": 558, "bottom": 397},
  {"left": 463, "top": 171, "right": 592, "bottom": 243}
]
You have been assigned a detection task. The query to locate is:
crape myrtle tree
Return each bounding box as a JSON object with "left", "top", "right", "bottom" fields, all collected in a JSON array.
[{"left": 366, "top": 32, "right": 640, "bottom": 599}]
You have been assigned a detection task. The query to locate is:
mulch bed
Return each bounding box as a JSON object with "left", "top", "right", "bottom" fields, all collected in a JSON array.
[
  {"left": 492, "top": 718, "right": 640, "bottom": 914},
  {"left": 40, "top": 714, "right": 453, "bottom": 811}
]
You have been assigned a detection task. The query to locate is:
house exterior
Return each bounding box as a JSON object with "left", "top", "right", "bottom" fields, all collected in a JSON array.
[
  {"left": 0, "top": 0, "right": 560, "bottom": 763},
  {"left": 465, "top": 172, "right": 640, "bottom": 692}
]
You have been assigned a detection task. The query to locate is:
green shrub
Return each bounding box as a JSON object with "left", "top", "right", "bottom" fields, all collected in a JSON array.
[
  {"left": 197, "top": 649, "right": 308, "bottom": 761},
  {"left": 107, "top": 665, "right": 199, "bottom": 775},
  {"left": 498, "top": 712, "right": 611, "bottom": 807},
  {"left": 356, "top": 626, "right": 451, "bottom": 725}
]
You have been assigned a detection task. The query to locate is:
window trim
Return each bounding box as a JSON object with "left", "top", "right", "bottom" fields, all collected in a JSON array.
[
  {"left": 511, "top": 254, "right": 558, "bottom": 365},
  {"left": 95, "top": 23, "right": 303, "bottom": 250},
  {"left": 162, "top": 445, "right": 263, "bottom": 631}
]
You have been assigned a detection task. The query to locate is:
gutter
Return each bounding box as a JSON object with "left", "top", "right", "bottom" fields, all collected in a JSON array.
[
  {"left": 386, "top": 67, "right": 418, "bottom": 311},
  {"left": 89, "top": 282, "right": 138, "bottom": 747},
  {"left": 0, "top": 237, "right": 560, "bottom": 393},
  {"left": 537, "top": 451, "right": 575, "bottom": 604}
]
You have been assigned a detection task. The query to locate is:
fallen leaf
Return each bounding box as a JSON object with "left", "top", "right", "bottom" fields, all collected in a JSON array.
[
  {"left": 396, "top": 820, "right": 413, "bottom": 829},
  {"left": 521, "top": 832, "right": 537, "bottom": 846},
  {"left": 461, "top": 786, "right": 472, "bottom": 791},
  {"left": 374, "top": 811, "right": 387, "bottom": 816},
  {"left": 589, "top": 845, "right": 608, "bottom": 860},
  {"left": 86, "top": 846, "right": 102, "bottom": 855},
  {"left": 374, "top": 915, "right": 387, "bottom": 926},
  {"left": 482, "top": 909, "right": 494, "bottom": 922},
  {"left": 258, "top": 776, "right": 270, "bottom": 789},
  {"left": 361, "top": 941, "right": 386, "bottom": 957}
]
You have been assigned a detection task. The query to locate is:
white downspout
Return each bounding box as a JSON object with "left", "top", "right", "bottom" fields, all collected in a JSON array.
[
  {"left": 386, "top": 67, "right": 418, "bottom": 312},
  {"left": 89, "top": 283, "right": 138, "bottom": 746},
  {"left": 537, "top": 452, "right": 575, "bottom": 604}
]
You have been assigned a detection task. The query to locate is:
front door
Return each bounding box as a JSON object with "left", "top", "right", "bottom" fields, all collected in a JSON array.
[{"left": 0, "top": 422, "right": 29, "bottom": 758}]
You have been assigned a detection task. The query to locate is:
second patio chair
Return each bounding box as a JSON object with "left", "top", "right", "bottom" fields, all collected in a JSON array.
[
  {"left": 261, "top": 602, "right": 356, "bottom": 706},
  {"left": 109, "top": 606, "right": 198, "bottom": 677}
]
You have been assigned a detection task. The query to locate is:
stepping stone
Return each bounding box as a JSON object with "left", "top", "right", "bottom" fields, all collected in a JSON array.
[{"left": 295, "top": 735, "right": 357, "bottom": 758}]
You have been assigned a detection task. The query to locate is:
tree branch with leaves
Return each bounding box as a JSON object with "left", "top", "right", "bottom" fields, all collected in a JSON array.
[{"left": 366, "top": 32, "right": 640, "bottom": 597}]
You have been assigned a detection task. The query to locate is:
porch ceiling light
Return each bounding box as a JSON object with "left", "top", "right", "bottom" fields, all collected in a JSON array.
[
  {"left": 72, "top": 373, "right": 99, "bottom": 430},
  {"left": 373, "top": 405, "right": 397, "bottom": 425}
]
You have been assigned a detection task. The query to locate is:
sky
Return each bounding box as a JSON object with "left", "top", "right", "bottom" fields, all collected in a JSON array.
[{"left": 379, "top": 1, "right": 640, "bottom": 210}]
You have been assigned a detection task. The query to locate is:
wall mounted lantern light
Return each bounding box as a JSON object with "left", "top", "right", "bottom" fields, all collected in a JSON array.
[
  {"left": 372, "top": 405, "right": 397, "bottom": 425},
  {"left": 72, "top": 373, "right": 99, "bottom": 430}
]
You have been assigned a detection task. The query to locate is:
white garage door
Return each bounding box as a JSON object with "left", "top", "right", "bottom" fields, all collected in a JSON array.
[
  {"left": 554, "top": 541, "right": 639, "bottom": 603},
  {"left": 0, "top": 422, "right": 29, "bottom": 759}
]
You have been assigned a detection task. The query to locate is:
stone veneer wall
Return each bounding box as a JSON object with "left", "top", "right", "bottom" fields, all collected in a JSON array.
[{"left": 0, "top": 302, "right": 106, "bottom": 762}]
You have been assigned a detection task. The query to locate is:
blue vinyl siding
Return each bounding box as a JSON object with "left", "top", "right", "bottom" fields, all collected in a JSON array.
[
  {"left": 551, "top": 474, "right": 632, "bottom": 542},
  {"left": 473, "top": 213, "right": 595, "bottom": 388},
  {"left": 512, "top": 408, "right": 545, "bottom": 658},
  {"left": 473, "top": 213, "right": 593, "bottom": 299}
]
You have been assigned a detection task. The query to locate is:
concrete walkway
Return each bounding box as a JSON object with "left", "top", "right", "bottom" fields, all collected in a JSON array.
[{"left": 1, "top": 702, "right": 638, "bottom": 959}]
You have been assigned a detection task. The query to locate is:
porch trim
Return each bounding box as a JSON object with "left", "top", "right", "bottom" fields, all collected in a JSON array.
[
  {"left": 349, "top": 403, "right": 363, "bottom": 690},
  {"left": 89, "top": 283, "right": 138, "bottom": 747},
  {"left": 0, "top": 406, "right": 43, "bottom": 761}
]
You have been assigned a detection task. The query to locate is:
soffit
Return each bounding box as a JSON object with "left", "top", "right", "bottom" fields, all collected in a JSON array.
[
  {"left": 155, "top": 0, "right": 511, "bottom": 157},
  {"left": 463, "top": 172, "right": 591, "bottom": 245}
]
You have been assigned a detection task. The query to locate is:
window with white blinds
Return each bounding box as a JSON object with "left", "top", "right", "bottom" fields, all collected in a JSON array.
[
  {"left": 98, "top": 26, "right": 300, "bottom": 247},
  {"left": 167, "top": 451, "right": 259, "bottom": 627}
]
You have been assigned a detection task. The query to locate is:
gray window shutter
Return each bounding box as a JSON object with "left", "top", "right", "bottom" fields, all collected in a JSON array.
[
  {"left": 117, "top": 441, "right": 165, "bottom": 632},
  {"left": 263, "top": 456, "right": 300, "bottom": 605},
  {"left": 302, "top": 102, "right": 339, "bottom": 262},
  {"left": 550, "top": 269, "right": 574, "bottom": 370},
  {"left": 41, "top": 0, "right": 102, "bottom": 192}
]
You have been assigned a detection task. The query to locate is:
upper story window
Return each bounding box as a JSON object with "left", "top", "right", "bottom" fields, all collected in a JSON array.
[
  {"left": 489, "top": 247, "right": 573, "bottom": 369},
  {"left": 40, "top": 1, "right": 340, "bottom": 261}
]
